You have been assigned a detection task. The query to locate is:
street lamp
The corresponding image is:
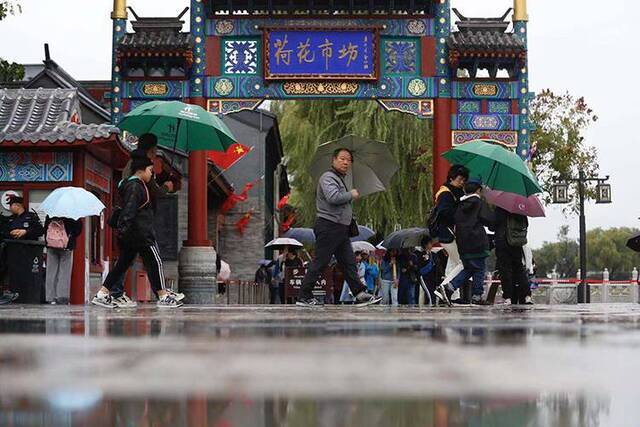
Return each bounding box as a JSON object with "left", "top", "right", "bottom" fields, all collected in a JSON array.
[{"left": 551, "top": 172, "right": 612, "bottom": 303}]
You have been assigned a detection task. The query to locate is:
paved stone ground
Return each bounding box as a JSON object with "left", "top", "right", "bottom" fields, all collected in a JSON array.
[{"left": 1, "top": 304, "right": 639, "bottom": 426}]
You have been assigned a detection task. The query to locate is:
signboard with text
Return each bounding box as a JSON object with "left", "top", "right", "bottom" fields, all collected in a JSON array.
[
  {"left": 284, "top": 266, "right": 334, "bottom": 303},
  {"left": 265, "top": 28, "right": 378, "bottom": 80}
]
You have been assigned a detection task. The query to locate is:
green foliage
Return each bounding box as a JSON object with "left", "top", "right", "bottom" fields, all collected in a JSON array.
[
  {"left": 0, "top": 1, "right": 21, "bottom": 20},
  {"left": 273, "top": 100, "right": 432, "bottom": 236},
  {"left": 533, "top": 226, "right": 640, "bottom": 280},
  {"left": 0, "top": 1, "right": 24, "bottom": 83},
  {"left": 0, "top": 58, "right": 24, "bottom": 82},
  {"left": 529, "top": 90, "right": 600, "bottom": 211}
]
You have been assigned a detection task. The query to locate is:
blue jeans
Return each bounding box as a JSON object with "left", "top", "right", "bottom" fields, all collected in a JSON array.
[{"left": 451, "top": 257, "right": 486, "bottom": 297}]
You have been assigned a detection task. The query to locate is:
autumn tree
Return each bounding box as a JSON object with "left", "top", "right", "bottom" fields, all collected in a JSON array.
[{"left": 529, "top": 90, "right": 600, "bottom": 210}]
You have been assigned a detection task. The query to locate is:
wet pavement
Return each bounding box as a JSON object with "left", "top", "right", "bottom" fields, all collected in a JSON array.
[{"left": 1, "top": 304, "right": 640, "bottom": 426}]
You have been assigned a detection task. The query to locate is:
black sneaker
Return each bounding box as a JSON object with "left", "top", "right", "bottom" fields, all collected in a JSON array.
[
  {"left": 0, "top": 291, "right": 18, "bottom": 305},
  {"left": 471, "top": 295, "right": 491, "bottom": 306},
  {"left": 354, "top": 291, "right": 383, "bottom": 307},
  {"left": 452, "top": 297, "right": 471, "bottom": 306},
  {"left": 434, "top": 283, "right": 454, "bottom": 307},
  {"left": 296, "top": 297, "right": 324, "bottom": 307}
]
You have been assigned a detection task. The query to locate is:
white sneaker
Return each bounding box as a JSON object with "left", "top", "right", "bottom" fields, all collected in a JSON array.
[
  {"left": 91, "top": 293, "right": 115, "bottom": 309},
  {"left": 524, "top": 296, "right": 534, "bottom": 305},
  {"left": 113, "top": 293, "right": 138, "bottom": 308},
  {"left": 166, "top": 289, "right": 185, "bottom": 302},
  {"left": 157, "top": 294, "right": 183, "bottom": 309},
  {"left": 503, "top": 298, "right": 512, "bottom": 306}
]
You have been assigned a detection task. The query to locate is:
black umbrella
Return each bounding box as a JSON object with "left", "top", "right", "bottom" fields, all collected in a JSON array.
[
  {"left": 627, "top": 233, "right": 640, "bottom": 252},
  {"left": 382, "top": 228, "right": 430, "bottom": 250}
]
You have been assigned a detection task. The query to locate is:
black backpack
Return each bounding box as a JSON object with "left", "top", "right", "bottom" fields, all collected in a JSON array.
[
  {"left": 427, "top": 186, "right": 453, "bottom": 238},
  {"left": 506, "top": 213, "right": 528, "bottom": 247}
]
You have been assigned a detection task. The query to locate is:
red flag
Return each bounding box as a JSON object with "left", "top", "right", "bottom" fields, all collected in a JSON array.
[
  {"left": 235, "top": 210, "right": 253, "bottom": 234},
  {"left": 220, "top": 181, "right": 257, "bottom": 215},
  {"left": 208, "top": 143, "right": 252, "bottom": 170},
  {"left": 280, "top": 212, "right": 296, "bottom": 233},
  {"left": 277, "top": 193, "right": 290, "bottom": 210}
]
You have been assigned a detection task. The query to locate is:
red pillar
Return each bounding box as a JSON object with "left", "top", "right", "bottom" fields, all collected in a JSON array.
[
  {"left": 185, "top": 98, "right": 211, "bottom": 247},
  {"left": 70, "top": 151, "right": 86, "bottom": 304},
  {"left": 433, "top": 98, "right": 452, "bottom": 196}
]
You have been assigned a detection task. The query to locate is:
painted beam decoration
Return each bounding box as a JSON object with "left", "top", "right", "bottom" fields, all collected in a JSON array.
[{"left": 264, "top": 29, "right": 378, "bottom": 80}]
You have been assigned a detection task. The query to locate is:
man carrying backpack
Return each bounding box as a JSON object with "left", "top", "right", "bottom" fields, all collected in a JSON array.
[
  {"left": 494, "top": 207, "right": 532, "bottom": 305},
  {"left": 427, "top": 165, "right": 469, "bottom": 304},
  {"left": 44, "top": 216, "right": 82, "bottom": 304}
]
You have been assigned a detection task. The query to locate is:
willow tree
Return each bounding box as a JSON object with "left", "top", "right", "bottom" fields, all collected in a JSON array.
[{"left": 273, "top": 100, "right": 433, "bottom": 237}]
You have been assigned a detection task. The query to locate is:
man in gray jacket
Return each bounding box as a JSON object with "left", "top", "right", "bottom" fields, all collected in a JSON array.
[{"left": 297, "top": 148, "right": 382, "bottom": 307}]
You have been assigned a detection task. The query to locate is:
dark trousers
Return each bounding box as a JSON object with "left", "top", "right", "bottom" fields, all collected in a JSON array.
[
  {"left": 103, "top": 242, "right": 165, "bottom": 299},
  {"left": 452, "top": 257, "right": 486, "bottom": 297},
  {"left": 496, "top": 243, "right": 530, "bottom": 303},
  {"left": 299, "top": 218, "right": 366, "bottom": 300}
]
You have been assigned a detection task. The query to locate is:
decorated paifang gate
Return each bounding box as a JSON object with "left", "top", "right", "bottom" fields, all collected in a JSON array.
[{"left": 109, "top": 0, "right": 531, "bottom": 300}]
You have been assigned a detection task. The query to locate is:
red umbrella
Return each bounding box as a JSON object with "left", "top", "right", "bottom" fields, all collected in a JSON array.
[{"left": 483, "top": 188, "right": 546, "bottom": 217}]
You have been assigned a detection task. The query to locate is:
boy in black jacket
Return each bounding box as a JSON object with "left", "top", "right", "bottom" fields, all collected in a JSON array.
[
  {"left": 92, "top": 156, "right": 182, "bottom": 309},
  {"left": 437, "top": 178, "right": 494, "bottom": 305}
]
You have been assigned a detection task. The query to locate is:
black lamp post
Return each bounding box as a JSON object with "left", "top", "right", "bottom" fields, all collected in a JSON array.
[{"left": 551, "top": 172, "right": 612, "bottom": 303}]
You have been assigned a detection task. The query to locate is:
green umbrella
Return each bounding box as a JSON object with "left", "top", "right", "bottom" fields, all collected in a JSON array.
[
  {"left": 309, "top": 135, "right": 399, "bottom": 197},
  {"left": 119, "top": 100, "right": 236, "bottom": 153},
  {"left": 443, "top": 140, "right": 543, "bottom": 196}
]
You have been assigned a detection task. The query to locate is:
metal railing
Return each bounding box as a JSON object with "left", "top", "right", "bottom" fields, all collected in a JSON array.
[{"left": 220, "top": 280, "right": 270, "bottom": 305}]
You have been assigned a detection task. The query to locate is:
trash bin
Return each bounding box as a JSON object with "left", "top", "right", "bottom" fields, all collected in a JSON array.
[{"left": 4, "top": 239, "right": 45, "bottom": 304}]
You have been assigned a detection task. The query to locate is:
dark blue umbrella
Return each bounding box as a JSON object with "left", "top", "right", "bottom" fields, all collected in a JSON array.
[
  {"left": 350, "top": 225, "right": 376, "bottom": 242},
  {"left": 283, "top": 228, "right": 316, "bottom": 244},
  {"left": 383, "top": 228, "right": 430, "bottom": 250}
]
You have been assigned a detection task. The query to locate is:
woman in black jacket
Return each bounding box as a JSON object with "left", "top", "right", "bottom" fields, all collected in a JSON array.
[
  {"left": 92, "top": 155, "right": 182, "bottom": 309},
  {"left": 44, "top": 216, "right": 82, "bottom": 304}
]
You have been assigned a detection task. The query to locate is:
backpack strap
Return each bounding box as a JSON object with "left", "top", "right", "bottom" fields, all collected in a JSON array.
[
  {"left": 127, "top": 176, "right": 151, "bottom": 210},
  {"left": 434, "top": 185, "right": 452, "bottom": 203}
]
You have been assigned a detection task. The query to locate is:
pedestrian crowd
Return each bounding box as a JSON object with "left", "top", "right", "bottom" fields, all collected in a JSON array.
[{"left": 273, "top": 148, "right": 535, "bottom": 307}]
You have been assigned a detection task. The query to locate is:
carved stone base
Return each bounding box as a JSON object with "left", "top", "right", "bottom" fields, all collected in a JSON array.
[
  {"left": 178, "top": 246, "right": 217, "bottom": 304},
  {"left": 532, "top": 284, "right": 578, "bottom": 305},
  {"left": 590, "top": 284, "right": 639, "bottom": 303}
]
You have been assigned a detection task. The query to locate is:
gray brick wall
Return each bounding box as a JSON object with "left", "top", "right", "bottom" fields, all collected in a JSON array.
[{"left": 218, "top": 190, "right": 266, "bottom": 281}]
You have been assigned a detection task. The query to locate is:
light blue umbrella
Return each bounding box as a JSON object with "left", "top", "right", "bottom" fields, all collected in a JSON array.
[{"left": 40, "top": 187, "right": 105, "bottom": 220}]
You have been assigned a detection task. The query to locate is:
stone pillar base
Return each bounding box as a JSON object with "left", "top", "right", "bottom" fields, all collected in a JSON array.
[{"left": 178, "top": 246, "right": 217, "bottom": 304}]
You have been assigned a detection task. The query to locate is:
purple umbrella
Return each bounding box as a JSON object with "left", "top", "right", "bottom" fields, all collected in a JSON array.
[{"left": 483, "top": 188, "right": 546, "bottom": 218}]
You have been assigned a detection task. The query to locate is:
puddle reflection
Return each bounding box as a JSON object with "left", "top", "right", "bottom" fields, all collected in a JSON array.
[{"left": 0, "top": 394, "right": 615, "bottom": 427}]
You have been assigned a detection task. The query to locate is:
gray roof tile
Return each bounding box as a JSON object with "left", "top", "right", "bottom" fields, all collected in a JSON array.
[
  {"left": 449, "top": 31, "right": 525, "bottom": 54},
  {"left": 0, "top": 88, "right": 119, "bottom": 144},
  {"left": 118, "top": 31, "right": 193, "bottom": 51}
]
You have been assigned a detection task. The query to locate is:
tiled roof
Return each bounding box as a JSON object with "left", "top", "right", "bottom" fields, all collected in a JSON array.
[
  {"left": 118, "top": 31, "right": 193, "bottom": 51},
  {"left": 0, "top": 88, "right": 119, "bottom": 143},
  {"left": 449, "top": 31, "right": 525, "bottom": 54}
]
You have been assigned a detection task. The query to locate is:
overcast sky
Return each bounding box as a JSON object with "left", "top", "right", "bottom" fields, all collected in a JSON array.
[{"left": 1, "top": 0, "right": 637, "bottom": 248}]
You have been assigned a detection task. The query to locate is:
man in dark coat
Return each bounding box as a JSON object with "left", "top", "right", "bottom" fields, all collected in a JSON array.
[
  {"left": 0, "top": 195, "right": 44, "bottom": 304},
  {"left": 494, "top": 207, "right": 532, "bottom": 305}
]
